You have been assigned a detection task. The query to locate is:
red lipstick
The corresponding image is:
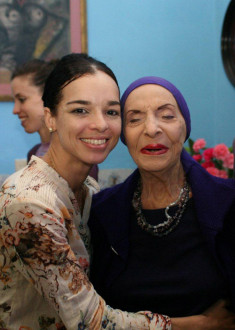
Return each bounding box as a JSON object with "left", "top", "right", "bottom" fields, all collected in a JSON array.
[{"left": 140, "top": 144, "right": 169, "bottom": 155}]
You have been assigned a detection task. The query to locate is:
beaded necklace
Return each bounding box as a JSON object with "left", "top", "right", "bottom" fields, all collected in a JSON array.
[{"left": 132, "top": 178, "right": 190, "bottom": 237}]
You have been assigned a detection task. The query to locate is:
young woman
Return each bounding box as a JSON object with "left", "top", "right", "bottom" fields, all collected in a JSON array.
[{"left": 1, "top": 54, "right": 172, "bottom": 330}]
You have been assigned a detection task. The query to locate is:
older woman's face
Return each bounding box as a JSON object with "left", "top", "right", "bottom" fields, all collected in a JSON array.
[{"left": 123, "top": 84, "right": 186, "bottom": 174}]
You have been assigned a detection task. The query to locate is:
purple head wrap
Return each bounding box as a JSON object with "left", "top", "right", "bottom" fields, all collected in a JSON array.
[{"left": 120, "top": 76, "right": 191, "bottom": 144}]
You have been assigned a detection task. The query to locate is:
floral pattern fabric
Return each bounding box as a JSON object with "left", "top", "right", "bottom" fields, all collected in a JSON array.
[{"left": 0, "top": 157, "right": 171, "bottom": 330}]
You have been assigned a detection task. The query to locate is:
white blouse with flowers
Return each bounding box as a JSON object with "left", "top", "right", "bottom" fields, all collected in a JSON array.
[{"left": 0, "top": 156, "right": 171, "bottom": 330}]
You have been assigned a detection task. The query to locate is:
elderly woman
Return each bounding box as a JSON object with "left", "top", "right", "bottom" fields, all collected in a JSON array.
[{"left": 89, "top": 77, "right": 235, "bottom": 325}]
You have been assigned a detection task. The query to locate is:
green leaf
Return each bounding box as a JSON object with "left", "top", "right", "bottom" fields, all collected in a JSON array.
[{"left": 188, "top": 138, "right": 194, "bottom": 155}]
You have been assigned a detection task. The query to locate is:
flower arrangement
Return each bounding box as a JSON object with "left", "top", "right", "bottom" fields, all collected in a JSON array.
[{"left": 186, "top": 138, "right": 234, "bottom": 179}]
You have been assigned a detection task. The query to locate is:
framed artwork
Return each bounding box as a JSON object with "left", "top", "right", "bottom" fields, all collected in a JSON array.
[{"left": 0, "top": 0, "right": 87, "bottom": 101}]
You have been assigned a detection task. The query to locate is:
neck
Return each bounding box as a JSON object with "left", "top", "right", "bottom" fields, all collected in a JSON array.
[
  {"left": 38, "top": 124, "right": 51, "bottom": 144},
  {"left": 43, "top": 145, "right": 91, "bottom": 193},
  {"left": 140, "top": 161, "right": 185, "bottom": 209}
]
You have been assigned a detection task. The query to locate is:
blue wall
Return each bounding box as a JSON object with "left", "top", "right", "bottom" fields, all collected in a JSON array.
[{"left": 0, "top": 0, "right": 234, "bottom": 174}]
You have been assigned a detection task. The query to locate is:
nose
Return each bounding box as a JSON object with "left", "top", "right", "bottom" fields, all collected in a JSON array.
[
  {"left": 90, "top": 112, "right": 109, "bottom": 132},
  {"left": 144, "top": 114, "right": 162, "bottom": 137},
  {"left": 13, "top": 102, "right": 20, "bottom": 115}
]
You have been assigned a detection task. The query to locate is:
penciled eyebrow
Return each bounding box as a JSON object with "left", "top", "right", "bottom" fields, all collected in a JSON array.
[
  {"left": 126, "top": 104, "right": 175, "bottom": 114},
  {"left": 158, "top": 103, "right": 176, "bottom": 110},
  {"left": 126, "top": 109, "right": 142, "bottom": 115},
  {"left": 66, "top": 100, "right": 120, "bottom": 106}
]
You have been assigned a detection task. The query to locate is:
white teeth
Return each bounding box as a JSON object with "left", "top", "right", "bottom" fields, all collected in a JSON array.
[{"left": 81, "top": 138, "right": 106, "bottom": 145}]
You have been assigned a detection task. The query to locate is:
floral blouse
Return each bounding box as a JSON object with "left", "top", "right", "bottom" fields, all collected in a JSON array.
[{"left": 0, "top": 157, "right": 171, "bottom": 330}]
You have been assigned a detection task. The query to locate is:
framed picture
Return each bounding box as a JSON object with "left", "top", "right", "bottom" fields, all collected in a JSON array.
[{"left": 0, "top": 0, "right": 87, "bottom": 101}]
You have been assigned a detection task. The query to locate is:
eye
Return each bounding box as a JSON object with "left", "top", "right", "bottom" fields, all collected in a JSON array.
[
  {"left": 71, "top": 108, "right": 88, "bottom": 114},
  {"left": 129, "top": 118, "right": 140, "bottom": 123},
  {"left": 162, "top": 115, "right": 174, "bottom": 120},
  {"left": 106, "top": 109, "right": 120, "bottom": 116},
  {"left": 18, "top": 97, "right": 26, "bottom": 103},
  {"left": 126, "top": 114, "right": 143, "bottom": 125}
]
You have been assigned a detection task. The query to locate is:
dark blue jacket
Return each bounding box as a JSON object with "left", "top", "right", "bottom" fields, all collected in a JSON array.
[{"left": 89, "top": 150, "right": 235, "bottom": 310}]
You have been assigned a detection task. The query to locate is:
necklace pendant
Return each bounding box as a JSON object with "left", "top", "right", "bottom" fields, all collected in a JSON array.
[{"left": 165, "top": 206, "right": 171, "bottom": 219}]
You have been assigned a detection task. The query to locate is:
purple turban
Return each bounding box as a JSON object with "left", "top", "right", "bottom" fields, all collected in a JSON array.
[{"left": 120, "top": 76, "right": 191, "bottom": 144}]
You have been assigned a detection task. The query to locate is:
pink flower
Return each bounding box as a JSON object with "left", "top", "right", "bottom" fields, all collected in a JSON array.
[
  {"left": 193, "top": 138, "right": 206, "bottom": 153},
  {"left": 218, "top": 170, "right": 228, "bottom": 179},
  {"left": 206, "top": 167, "right": 220, "bottom": 177},
  {"left": 223, "top": 152, "right": 234, "bottom": 169},
  {"left": 201, "top": 161, "right": 215, "bottom": 169},
  {"left": 202, "top": 148, "right": 214, "bottom": 161},
  {"left": 213, "top": 143, "right": 230, "bottom": 161},
  {"left": 192, "top": 154, "right": 202, "bottom": 162}
]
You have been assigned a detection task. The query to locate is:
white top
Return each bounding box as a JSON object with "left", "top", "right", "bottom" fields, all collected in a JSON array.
[{"left": 0, "top": 156, "right": 171, "bottom": 330}]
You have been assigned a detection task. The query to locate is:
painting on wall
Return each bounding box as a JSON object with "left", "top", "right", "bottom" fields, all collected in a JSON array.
[{"left": 0, "top": 0, "right": 87, "bottom": 100}]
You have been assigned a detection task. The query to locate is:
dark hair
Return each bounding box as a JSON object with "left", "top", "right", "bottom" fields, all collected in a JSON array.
[
  {"left": 11, "top": 59, "right": 59, "bottom": 93},
  {"left": 42, "top": 53, "right": 119, "bottom": 115}
]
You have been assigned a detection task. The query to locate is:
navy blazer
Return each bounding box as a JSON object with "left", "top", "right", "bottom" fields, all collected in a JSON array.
[{"left": 89, "top": 150, "right": 235, "bottom": 310}]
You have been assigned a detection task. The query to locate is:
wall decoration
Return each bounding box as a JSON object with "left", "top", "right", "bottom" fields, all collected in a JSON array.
[
  {"left": 0, "top": 0, "right": 87, "bottom": 100},
  {"left": 221, "top": 0, "right": 235, "bottom": 87}
]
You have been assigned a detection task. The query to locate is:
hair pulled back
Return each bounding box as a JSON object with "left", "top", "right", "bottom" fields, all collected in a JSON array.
[
  {"left": 42, "top": 53, "right": 119, "bottom": 115},
  {"left": 11, "top": 59, "right": 59, "bottom": 93}
]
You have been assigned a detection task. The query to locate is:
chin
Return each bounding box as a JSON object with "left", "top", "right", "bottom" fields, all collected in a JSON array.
[
  {"left": 138, "top": 161, "right": 169, "bottom": 173},
  {"left": 24, "top": 126, "right": 37, "bottom": 134},
  {"left": 25, "top": 129, "right": 34, "bottom": 134}
]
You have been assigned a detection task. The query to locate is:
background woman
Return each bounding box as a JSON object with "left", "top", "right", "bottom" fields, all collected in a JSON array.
[
  {"left": 11, "top": 59, "right": 98, "bottom": 180},
  {"left": 89, "top": 77, "right": 235, "bottom": 327},
  {"left": 11, "top": 59, "right": 57, "bottom": 162}
]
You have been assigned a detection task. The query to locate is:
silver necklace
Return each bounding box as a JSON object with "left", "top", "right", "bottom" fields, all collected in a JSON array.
[{"left": 132, "top": 178, "right": 190, "bottom": 237}]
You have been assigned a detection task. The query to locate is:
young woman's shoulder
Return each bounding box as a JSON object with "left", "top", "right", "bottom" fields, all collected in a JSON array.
[{"left": 1, "top": 156, "right": 65, "bottom": 211}]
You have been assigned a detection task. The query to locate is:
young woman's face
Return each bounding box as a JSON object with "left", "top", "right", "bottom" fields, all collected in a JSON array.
[
  {"left": 123, "top": 84, "right": 186, "bottom": 174},
  {"left": 11, "top": 75, "right": 44, "bottom": 134},
  {"left": 48, "top": 71, "right": 121, "bottom": 166}
]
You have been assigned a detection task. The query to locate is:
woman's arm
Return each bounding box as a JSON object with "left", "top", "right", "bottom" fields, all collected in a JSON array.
[{"left": 1, "top": 197, "right": 171, "bottom": 330}]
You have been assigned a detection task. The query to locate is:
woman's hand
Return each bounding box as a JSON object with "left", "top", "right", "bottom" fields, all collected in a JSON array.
[
  {"left": 201, "top": 300, "right": 235, "bottom": 329},
  {"left": 171, "top": 300, "right": 235, "bottom": 330}
]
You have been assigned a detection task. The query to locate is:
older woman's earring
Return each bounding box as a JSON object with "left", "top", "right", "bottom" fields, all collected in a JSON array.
[{"left": 49, "top": 127, "right": 53, "bottom": 133}]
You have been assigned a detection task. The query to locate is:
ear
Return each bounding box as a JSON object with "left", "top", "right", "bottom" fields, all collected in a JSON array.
[{"left": 44, "top": 107, "right": 56, "bottom": 131}]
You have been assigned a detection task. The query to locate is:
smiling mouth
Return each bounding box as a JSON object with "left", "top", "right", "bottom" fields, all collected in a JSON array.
[{"left": 81, "top": 138, "right": 108, "bottom": 145}]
